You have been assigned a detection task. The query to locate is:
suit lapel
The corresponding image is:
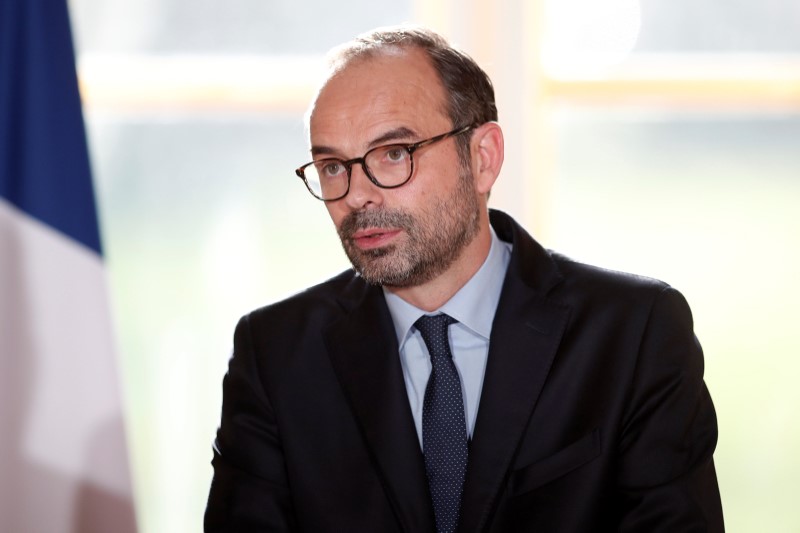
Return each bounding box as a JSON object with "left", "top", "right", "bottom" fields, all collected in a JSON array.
[
  {"left": 458, "top": 288, "right": 569, "bottom": 531},
  {"left": 458, "top": 211, "right": 570, "bottom": 532},
  {"left": 325, "top": 281, "right": 436, "bottom": 533}
]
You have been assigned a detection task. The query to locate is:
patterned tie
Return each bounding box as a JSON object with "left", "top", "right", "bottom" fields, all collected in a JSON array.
[{"left": 415, "top": 313, "right": 468, "bottom": 533}]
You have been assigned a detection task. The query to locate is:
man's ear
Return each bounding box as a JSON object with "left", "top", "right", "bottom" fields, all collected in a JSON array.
[{"left": 470, "top": 122, "right": 504, "bottom": 195}]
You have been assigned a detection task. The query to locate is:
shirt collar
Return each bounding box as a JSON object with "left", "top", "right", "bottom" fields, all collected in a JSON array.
[{"left": 383, "top": 227, "right": 512, "bottom": 349}]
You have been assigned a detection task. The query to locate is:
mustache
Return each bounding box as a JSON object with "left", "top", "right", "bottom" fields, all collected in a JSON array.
[{"left": 338, "top": 208, "right": 415, "bottom": 239}]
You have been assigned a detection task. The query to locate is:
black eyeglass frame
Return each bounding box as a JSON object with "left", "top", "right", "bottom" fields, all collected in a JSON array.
[{"left": 295, "top": 124, "right": 476, "bottom": 201}]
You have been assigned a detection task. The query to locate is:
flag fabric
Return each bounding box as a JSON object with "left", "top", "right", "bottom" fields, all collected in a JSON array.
[{"left": 0, "top": 0, "right": 137, "bottom": 531}]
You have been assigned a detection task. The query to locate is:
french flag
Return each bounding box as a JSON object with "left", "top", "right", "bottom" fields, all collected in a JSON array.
[{"left": 1, "top": 0, "right": 137, "bottom": 531}]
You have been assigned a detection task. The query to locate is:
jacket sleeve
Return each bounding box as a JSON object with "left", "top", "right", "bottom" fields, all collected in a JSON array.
[
  {"left": 616, "top": 286, "right": 724, "bottom": 532},
  {"left": 204, "top": 314, "right": 297, "bottom": 532}
]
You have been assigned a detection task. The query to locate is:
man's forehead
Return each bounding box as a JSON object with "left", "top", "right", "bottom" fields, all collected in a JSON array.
[
  {"left": 309, "top": 47, "right": 445, "bottom": 125},
  {"left": 327, "top": 42, "right": 412, "bottom": 74}
]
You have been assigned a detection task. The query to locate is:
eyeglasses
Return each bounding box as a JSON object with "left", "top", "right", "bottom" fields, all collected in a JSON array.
[{"left": 295, "top": 124, "right": 474, "bottom": 201}]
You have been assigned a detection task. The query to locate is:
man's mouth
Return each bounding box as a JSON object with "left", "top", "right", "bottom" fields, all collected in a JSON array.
[{"left": 351, "top": 228, "right": 401, "bottom": 250}]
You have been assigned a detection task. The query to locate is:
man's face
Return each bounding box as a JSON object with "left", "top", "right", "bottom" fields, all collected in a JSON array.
[{"left": 308, "top": 48, "right": 481, "bottom": 288}]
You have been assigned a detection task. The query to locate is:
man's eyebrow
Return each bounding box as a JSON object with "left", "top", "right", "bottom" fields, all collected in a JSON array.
[
  {"left": 310, "top": 145, "right": 338, "bottom": 158},
  {"left": 310, "top": 127, "right": 418, "bottom": 159},
  {"left": 368, "top": 127, "right": 417, "bottom": 148}
]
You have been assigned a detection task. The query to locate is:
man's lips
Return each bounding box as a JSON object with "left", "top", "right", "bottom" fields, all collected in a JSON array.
[{"left": 350, "top": 228, "right": 401, "bottom": 250}]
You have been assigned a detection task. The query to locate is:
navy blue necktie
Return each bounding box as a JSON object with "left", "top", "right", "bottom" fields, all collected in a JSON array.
[{"left": 415, "top": 314, "right": 468, "bottom": 533}]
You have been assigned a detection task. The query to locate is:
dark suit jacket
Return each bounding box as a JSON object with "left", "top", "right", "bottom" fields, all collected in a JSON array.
[{"left": 205, "top": 210, "right": 723, "bottom": 532}]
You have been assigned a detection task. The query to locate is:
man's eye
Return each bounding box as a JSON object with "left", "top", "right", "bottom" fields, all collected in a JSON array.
[
  {"left": 319, "top": 161, "right": 344, "bottom": 177},
  {"left": 385, "top": 147, "right": 408, "bottom": 162}
]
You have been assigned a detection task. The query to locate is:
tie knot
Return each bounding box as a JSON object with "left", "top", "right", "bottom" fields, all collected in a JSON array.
[{"left": 414, "top": 314, "right": 457, "bottom": 359}]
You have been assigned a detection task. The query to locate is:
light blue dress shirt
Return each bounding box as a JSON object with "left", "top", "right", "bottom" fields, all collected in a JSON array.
[{"left": 383, "top": 228, "right": 512, "bottom": 447}]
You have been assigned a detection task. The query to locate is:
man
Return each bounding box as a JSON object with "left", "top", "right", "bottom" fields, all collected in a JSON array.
[{"left": 205, "top": 26, "right": 723, "bottom": 532}]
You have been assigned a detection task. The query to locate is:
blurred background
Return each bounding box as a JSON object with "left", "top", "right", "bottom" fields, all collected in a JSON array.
[{"left": 65, "top": 0, "right": 799, "bottom": 531}]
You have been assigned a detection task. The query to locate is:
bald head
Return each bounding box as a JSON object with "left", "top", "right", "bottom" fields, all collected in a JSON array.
[{"left": 309, "top": 26, "right": 497, "bottom": 162}]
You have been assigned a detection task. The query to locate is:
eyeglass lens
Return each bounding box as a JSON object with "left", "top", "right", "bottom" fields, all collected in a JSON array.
[{"left": 304, "top": 144, "right": 413, "bottom": 200}]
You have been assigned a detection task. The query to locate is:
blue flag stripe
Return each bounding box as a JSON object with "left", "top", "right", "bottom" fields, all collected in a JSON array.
[{"left": 0, "top": 0, "right": 102, "bottom": 255}]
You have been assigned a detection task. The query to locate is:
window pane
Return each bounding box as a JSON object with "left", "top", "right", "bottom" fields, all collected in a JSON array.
[
  {"left": 69, "top": 0, "right": 413, "bottom": 53},
  {"left": 636, "top": 0, "right": 800, "bottom": 53},
  {"left": 540, "top": 0, "right": 800, "bottom": 77}
]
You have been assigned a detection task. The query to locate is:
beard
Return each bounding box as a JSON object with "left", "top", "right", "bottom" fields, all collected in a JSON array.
[{"left": 336, "top": 166, "right": 481, "bottom": 288}]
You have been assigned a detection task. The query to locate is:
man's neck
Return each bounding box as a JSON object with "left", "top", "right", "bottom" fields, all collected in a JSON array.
[{"left": 385, "top": 226, "right": 493, "bottom": 312}]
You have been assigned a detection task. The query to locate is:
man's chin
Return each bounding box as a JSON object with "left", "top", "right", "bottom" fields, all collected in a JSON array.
[
  {"left": 354, "top": 258, "right": 440, "bottom": 289},
  {"left": 345, "top": 242, "right": 391, "bottom": 269},
  {"left": 347, "top": 247, "right": 413, "bottom": 287},
  {"left": 357, "top": 270, "right": 414, "bottom": 288}
]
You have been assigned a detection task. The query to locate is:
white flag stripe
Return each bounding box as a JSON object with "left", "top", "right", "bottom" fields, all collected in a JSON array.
[{"left": 1, "top": 198, "right": 136, "bottom": 531}]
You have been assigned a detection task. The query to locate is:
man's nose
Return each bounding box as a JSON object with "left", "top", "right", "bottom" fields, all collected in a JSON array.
[{"left": 344, "top": 162, "right": 383, "bottom": 210}]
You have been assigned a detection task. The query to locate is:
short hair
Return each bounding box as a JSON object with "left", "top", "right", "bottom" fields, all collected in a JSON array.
[{"left": 326, "top": 26, "right": 498, "bottom": 164}]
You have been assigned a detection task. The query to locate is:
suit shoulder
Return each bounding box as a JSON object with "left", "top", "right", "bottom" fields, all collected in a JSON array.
[
  {"left": 548, "top": 250, "right": 673, "bottom": 301},
  {"left": 544, "top": 251, "right": 698, "bottom": 348},
  {"left": 246, "top": 268, "right": 363, "bottom": 323}
]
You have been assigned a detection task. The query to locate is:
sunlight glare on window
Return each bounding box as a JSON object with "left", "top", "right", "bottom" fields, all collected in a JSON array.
[{"left": 542, "top": 0, "right": 641, "bottom": 78}]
